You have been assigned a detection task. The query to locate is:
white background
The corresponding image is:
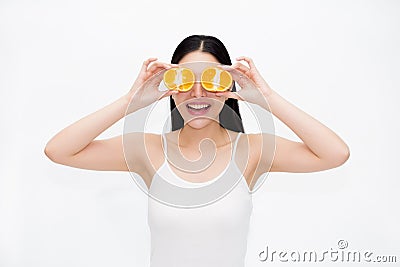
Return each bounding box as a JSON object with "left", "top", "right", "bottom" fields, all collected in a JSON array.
[{"left": 1, "top": 0, "right": 399, "bottom": 266}]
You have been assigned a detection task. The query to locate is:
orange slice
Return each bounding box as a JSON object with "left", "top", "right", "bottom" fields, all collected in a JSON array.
[
  {"left": 201, "top": 67, "right": 233, "bottom": 92},
  {"left": 163, "top": 67, "right": 195, "bottom": 92}
]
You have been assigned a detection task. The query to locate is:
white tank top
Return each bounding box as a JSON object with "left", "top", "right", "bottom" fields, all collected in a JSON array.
[{"left": 147, "top": 132, "right": 253, "bottom": 267}]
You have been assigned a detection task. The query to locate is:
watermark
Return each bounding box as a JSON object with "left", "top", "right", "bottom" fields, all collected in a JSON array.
[
  {"left": 123, "top": 61, "right": 276, "bottom": 208},
  {"left": 259, "top": 240, "right": 397, "bottom": 263}
]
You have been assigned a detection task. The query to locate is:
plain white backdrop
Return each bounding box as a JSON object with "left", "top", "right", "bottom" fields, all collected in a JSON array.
[{"left": 1, "top": 0, "right": 399, "bottom": 266}]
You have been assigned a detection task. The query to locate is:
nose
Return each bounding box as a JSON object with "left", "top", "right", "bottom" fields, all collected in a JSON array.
[{"left": 190, "top": 82, "right": 207, "bottom": 98}]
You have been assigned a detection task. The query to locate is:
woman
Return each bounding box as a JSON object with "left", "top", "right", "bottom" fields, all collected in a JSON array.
[{"left": 44, "top": 35, "right": 350, "bottom": 267}]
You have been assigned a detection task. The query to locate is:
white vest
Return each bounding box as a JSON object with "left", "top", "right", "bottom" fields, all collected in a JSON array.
[{"left": 147, "top": 132, "right": 253, "bottom": 267}]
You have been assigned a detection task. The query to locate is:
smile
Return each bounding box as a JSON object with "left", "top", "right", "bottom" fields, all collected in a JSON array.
[
  {"left": 186, "top": 103, "right": 211, "bottom": 110},
  {"left": 186, "top": 102, "right": 211, "bottom": 115}
]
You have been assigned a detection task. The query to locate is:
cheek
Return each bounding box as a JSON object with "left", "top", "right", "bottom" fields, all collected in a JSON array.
[
  {"left": 216, "top": 102, "right": 225, "bottom": 113},
  {"left": 172, "top": 93, "right": 186, "bottom": 105},
  {"left": 212, "top": 97, "right": 226, "bottom": 109},
  {"left": 206, "top": 95, "right": 227, "bottom": 110},
  {"left": 172, "top": 94, "right": 189, "bottom": 112}
]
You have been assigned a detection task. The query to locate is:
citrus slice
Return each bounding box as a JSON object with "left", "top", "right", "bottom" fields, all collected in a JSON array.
[
  {"left": 201, "top": 67, "right": 233, "bottom": 92},
  {"left": 163, "top": 67, "right": 195, "bottom": 92}
]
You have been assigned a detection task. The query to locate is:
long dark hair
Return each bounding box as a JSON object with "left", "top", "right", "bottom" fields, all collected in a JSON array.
[{"left": 169, "top": 35, "right": 244, "bottom": 133}]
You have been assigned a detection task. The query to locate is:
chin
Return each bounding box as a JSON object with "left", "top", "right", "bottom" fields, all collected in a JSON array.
[{"left": 185, "top": 117, "right": 215, "bottom": 129}]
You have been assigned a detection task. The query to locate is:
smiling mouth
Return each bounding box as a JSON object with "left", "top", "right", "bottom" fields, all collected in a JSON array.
[{"left": 186, "top": 103, "right": 211, "bottom": 110}]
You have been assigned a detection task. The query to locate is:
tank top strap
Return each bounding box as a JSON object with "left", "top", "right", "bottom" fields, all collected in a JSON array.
[
  {"left": 231, "top": 132, "right": 242, "bottom": 161},
  {"left": 161, "top": 133, "right": 168, "bottom": 158}
]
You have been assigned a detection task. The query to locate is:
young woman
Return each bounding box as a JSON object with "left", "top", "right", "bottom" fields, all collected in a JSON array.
[{"left": 44, "top": 35, "right": 350, "bottom": 267}]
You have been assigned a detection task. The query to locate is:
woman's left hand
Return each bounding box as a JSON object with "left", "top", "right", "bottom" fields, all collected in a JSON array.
[{"left": 216, "top": 56, "right": 274, "bottom": 111}]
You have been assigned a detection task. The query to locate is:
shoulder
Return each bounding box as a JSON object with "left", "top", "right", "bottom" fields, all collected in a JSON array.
[
  {"left": 241, "top": 132, "right": 275, "bottom": 148},
  {"left": 235, "top": 132, "right": 263, "bottom": 156},
  {"left": 124, "top": 132, "right": 164, "bottom": 170},
  {"left": 235, "top": 132, "right": 275, "bottom": 169},
  {"left": 234, "top": 131, "right": 267, "bottom": 147},
  {"left": 142, "top": 132, "right": 164, "bottom": 157}
]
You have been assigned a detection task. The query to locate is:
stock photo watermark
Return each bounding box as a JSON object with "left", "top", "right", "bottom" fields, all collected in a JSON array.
[
  {"left": 123, "top": 61, "right": 275, "bottom": 208},
  {"left": 259, "top": 240, "right": 397, "bottom": 263}
]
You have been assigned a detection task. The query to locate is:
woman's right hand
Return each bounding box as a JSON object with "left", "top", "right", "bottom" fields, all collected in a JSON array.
[{"left": 124, "top": 58, "right": 178, "bottom": 113}]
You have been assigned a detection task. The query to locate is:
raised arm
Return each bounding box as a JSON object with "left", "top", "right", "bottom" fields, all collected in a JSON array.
[
  {"left": 263, "top": 90, "right": 350, "bottom": 172},
  {"left": 44, "top": 58, "right": 177, "bottom": 174},
  {"left": 217, "top": 56, "right": 350, "bottom": 174},
  {"left": 44, "top": 95, "right": 131, "bottom": 171}
]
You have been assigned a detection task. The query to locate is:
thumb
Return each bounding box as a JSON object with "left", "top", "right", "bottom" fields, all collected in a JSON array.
[{"left": 159, "top": 90, "right": 178, "bottom": 100}]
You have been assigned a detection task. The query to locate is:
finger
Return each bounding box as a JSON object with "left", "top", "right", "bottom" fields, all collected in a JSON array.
[
  {"left": 138, "top": 58, "right": 158, "bottom": 79},
  {"left": 142, "top": 58, "right": 158, "bottom": 68},
  {"left": 159, "top": 89, "right": 179, "bottom": 100},
  {"left": 148, "top": 61, "right": 173, "bottom": 68},
  {"left": 217, "top": 65, "right": 249, "bottom": 86},
  {"left": 236, "top": 56, "right": 257, "bottom": 70},
  {"left": 147, "top": 62, "right": 172, "bottom": 74},
  {"left": 232, "top": 62, "right": 250, "bottom": 74},
  {"left": 140, "top": 58, "right": 158, "bottom": 73},
  {"left": 143, "top": 68, "right": 165, "bottom": 89}
]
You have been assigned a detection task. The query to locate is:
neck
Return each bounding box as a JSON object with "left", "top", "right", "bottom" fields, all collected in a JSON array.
[{"left": 178, "top": 121, "right": 230, "bottom": 148}]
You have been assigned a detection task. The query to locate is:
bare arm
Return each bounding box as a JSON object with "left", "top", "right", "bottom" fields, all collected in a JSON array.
[
  {"left": 44, "top": 58, "right": 176, "bottom": 173},
  {"left": 264, "top": 90, "right": 350, "bottom": 172},
  {"left": 44, "top": 96, "right": 131, "bottom": 171},
  {"left": 220, "top": 56, "right": 350, "bottom": 174}
]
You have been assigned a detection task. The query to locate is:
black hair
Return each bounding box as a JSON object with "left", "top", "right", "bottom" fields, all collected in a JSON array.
[{"left": 169, "top": 35, "right": 244, "bottom": 133}]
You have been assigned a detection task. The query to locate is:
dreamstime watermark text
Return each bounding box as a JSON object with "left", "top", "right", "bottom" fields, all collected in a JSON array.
[{"left": 259, "top": 240, "right": 397, "bottom": 263}]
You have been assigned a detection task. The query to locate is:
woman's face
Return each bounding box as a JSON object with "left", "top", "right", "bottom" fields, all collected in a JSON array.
[{"left": 172, "top": 51, "right": 227, "bottom": 130}]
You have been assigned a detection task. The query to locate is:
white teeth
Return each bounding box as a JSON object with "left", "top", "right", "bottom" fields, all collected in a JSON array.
[{"left": 187, "top": 104, "right": 210, "bottom": 110}]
